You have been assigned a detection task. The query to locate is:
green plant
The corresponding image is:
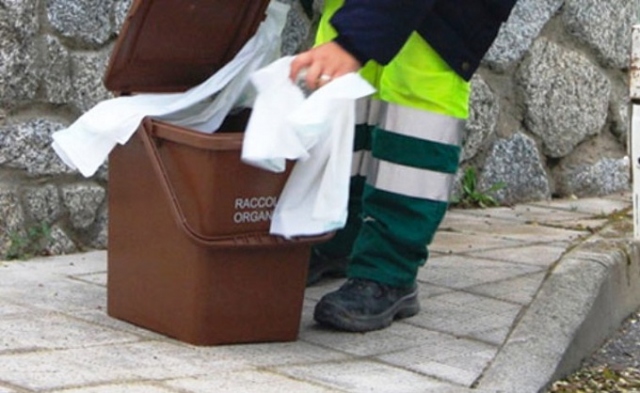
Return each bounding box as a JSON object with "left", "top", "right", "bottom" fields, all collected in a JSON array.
[
  {"left": 452, "top": 167, "right": 505, "bottom": 208},
  {"left": 4, "top": 222, "right": 53, "bottom": 260}
]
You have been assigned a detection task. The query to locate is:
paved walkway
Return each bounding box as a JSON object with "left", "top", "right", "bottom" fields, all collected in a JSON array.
[{"left": 0, "top": 193, "right": 637, "bottom": 393}]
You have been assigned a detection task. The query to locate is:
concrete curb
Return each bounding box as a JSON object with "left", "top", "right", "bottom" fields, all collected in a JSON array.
[{"left": 477, "top": 230, "right": 640, "bottom": 393}]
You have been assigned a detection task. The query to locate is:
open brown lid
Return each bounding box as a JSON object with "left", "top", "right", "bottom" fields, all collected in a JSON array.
[{"left": 104, "top": 0, "right": 271, "bottom": 94}]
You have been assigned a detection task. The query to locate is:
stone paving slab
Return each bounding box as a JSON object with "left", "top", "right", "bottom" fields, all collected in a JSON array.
[
  {"left": 410, "top": 291, "right": 523, "bottom": 345},
  {"left": 464, "top": 271, "right": 547, "bottom": 305},
  {"left": 441, "top": 211, "right": 588, "bottom": 242},
  {"left": 275, "top": 360, "right": 450, "bottom": 393},
  {"left": 430, "top": 231, "right": 526, "bottom": 254},
  {"left": 166, "top": 370, "right": 341, "bottom": 393},
  {"left": 0, "top": 311, "right": 139, "bottom": 352},
  {"left": 530, "top": 197, "right": 631, "bottom": 215},
  {"left": 0, "top": 193, "right": 635, "bottom": 393},
  {"left": 299, "top": 320, "right": 446, "bottom": 357},
  {"left": 0, "top": 341, "right": 246, "bottom": 391},
  {"left": 51, "top": 385, "right": 180, "bottom": 393},
  {"left": 467, "top": 243, "right": 567, "bottom": 268},
  {"left": 376, "top": 332, "right": 498, "bottom": 386},
  {"left": 418, "top": 255, "right": 544, "bottom": 289}
]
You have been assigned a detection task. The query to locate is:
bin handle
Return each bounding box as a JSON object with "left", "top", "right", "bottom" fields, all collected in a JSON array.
[{"left": 138, "top": 119, "right": 330, "bottom": 247}]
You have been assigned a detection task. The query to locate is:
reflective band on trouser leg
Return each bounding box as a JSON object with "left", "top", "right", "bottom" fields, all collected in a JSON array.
[
  {"left": 348, "top": 32, "right": 470, "bottom": 287},
  {"left": 349, "top": 112, "right": 465, "bottom": 286}
]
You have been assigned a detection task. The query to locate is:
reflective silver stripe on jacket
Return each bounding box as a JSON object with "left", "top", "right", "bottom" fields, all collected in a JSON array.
[
  {"left": 366, "top": 158, "right": 454, "bottom": 202},
  {"left": 381, "top": 103, "right": 465, "bottom": 146}
]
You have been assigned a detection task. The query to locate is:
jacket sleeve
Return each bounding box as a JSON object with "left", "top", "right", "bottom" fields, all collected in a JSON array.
[{"left": 330, "top": 0, "right": 437, "bottom": 65}]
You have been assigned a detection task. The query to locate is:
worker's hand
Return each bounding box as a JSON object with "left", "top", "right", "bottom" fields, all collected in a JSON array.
[{"left": 290, "top": 42, "right": 361, "bottom": 90}]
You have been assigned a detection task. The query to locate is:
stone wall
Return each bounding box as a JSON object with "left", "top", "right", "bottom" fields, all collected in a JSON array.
[{"left": 0, "top": 0, "right": 635, "bottom": 258}]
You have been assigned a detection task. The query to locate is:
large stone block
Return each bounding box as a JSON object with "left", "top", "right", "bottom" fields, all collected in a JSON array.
[
  {"left": 61, "top": 183, "right": 106, "bottom": 231},
  {"left": 46, "top": 0, "right": 116, "bottom": 48},
  {"left": 610, "top": 94, "right": 631, "bottom": 146},
  {"left": 43, "top": 225, "right": 78, "bottom": 256},
  {"left": 88, "top": 205, "right": 108, "bottom": 249},
  {"left": 479, "top": 132, "right": 551, "bottom": 205},
  {"left": 483, "top": 0, "right": 563, "bottom": 72},
  {"left": 114, "top": 0, "right": 133, "bottom": 32},
  {"left": 0, "top": 0, "right": 39, "bottom": 37},
  {"left": 517, "top": 38, "right": 610, "bottom": 158},
  {"left": 463, "top": 76, "right": 499, "bottom": 162},
  {"left": 0, "top": 119, "right": 74, "bottom": 176},
  {"left": 23, "top": 184, "right": 64, "bottom": 224},
  {"left": 42, "top": 35, "right": 73, "bottom": 105},
  {"left": 554, "top": 157, "right": 631, "bottom": 197},
  {"left": 563, "top": 0, "right": 634, "bottom": 69},
  {"left": 70, "top": 50, "right": 113, "bottom": 112},
  {"left": 277, "top": 0, "right": 314, "bottom": 55},
  {"left": 0, "top": 186, "right": 25, "bottom": 258},
  {"left": 0, "top": 1, "right": 40, "bottom": 106}
]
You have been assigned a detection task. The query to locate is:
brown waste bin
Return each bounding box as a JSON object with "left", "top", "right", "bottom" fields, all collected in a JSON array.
[{"left": 105, "top": 0, "right": 331, "bottom": 346}]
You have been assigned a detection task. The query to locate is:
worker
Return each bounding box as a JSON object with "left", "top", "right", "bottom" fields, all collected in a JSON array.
[{"left": 289, "top": 0, "right": 517, "bottom": 332}]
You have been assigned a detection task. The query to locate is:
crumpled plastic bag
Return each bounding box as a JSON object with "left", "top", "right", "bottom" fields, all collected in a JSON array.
[
  {"left": 51, "top": 1, "right": 289, "bottom": 178},
  {"left": 241, "top": 56, "right": 376, "bottom": 238}
]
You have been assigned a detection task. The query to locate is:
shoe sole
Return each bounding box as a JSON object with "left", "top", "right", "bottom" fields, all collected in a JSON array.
[{"left": 313, "top": 290, "right": 420, "bottom": 332}]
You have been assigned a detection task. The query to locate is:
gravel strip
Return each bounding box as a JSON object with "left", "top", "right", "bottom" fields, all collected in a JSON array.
[{"left": 547, "top": 310, "right": 640, "bottom": 392}]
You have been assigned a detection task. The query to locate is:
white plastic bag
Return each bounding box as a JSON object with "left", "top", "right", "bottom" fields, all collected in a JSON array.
[
  {"left": 241, "top": 57, "right": 308, "bottom": 173},
  {"left": 51, "top": 1, "right": 289, "bottom": 178},
  {"left": 242, "top": 56, "right": 376, "bottom": 238}
]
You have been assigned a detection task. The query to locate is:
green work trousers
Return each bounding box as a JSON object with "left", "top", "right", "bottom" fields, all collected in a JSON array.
[{"left": 314, "top": 0, "right": 471, "bottom": 287}]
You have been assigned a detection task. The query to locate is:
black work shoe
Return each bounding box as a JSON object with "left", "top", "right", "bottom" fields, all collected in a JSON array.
[
  {"left": 306, "top": 249, "right": 349, "bottom": 287},
  {"left": 313, "top": 278, "right": 420, "bottom": 332}
]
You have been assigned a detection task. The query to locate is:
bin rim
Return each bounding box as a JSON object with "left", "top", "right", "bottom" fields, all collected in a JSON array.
[
  {"left": 148, "top": 118, "right": 244, "bottom": 151},
  {"left": 138, "top": 118, "right": 334, "bottom": 248}
]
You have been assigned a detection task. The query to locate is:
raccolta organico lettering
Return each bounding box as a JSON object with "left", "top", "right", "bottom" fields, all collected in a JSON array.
[{"left": 233, "top": 196, "right": 278, "bottom": 223}]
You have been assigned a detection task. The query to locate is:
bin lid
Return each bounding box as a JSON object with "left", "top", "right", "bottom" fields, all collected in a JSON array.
[{"left": 104, "top": 0, "right": 271, "bottom": 93}]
